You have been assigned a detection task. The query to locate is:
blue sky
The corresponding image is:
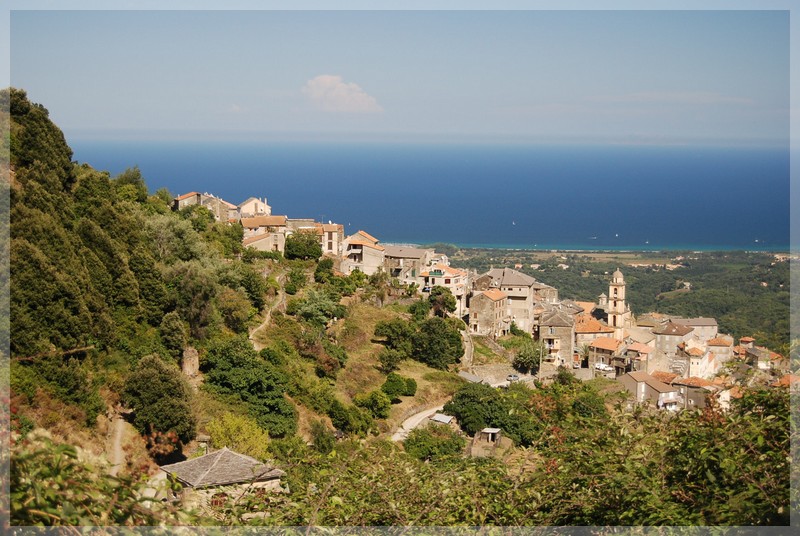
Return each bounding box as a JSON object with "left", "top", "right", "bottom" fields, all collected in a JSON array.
[{"left": 4, "top": 2, "right": 794, "bottom": 147}]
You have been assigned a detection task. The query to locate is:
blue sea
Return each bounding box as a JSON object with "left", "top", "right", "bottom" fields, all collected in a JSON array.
[{"left": 69, "top": 140, "right": 791, "bottom": 251}]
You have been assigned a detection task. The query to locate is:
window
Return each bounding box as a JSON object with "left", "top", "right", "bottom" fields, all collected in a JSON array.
[{"left": 445, "top": 278, "right": 451, "bottom": 284}]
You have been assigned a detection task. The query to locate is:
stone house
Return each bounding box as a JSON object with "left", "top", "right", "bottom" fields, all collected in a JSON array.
[
  {"left": 383, "top": 245, "right": 436, "bottom": 285},
  {"left": 315, "top": 222, "right": 345, "bottom": 257},
  {"left": 652, "top": 321, "right": 694, "bottom": 357},
  {"left": 618, "top": 371, "right": 682, "bottom": 411},
  {"left": 535, "top": 307, "right": 575, "bottom": 366},
  {"left": 473, "top": 268, "right": 557, "bottom": 333},
  {"left": 682, "top": 346, "right": 718, "bottom": 379},
  {"left": 672, "top": 376, "right": 718, "bottom": 409},
  {"left": 341, "top": 230, "right": 385, "bottom": 275},
  {"left": 158, "top": 447, "right": 285, "bottom": 511},
  {"left": 707, "top": 336, "right": 734, "bottom": 366},
  {"left": 469, "top": 288, "right": 509, "bottom": 337},
  {"left": 589, "top": 336, "right": 623, "bottom": 368},
  {"left": 174, "top": 192, "right": 239, "bottom": 221},
  {"left": 624, "top": 342, "right": 652, "bottom": 373},
  {"left": 575, "top": 314, "right": 615, "bottom": 350},
  {"left": 240, "top": 215, "right": 288, "bottom": 253},
  {"left": 238, "top": 197, "right": 271, "bottom": 218},
  {"left": 670, "top": 317, "right": 718, "bottom": 343},
  {"left": 745, "top": 345, "right": 784, "bottom": 371}
]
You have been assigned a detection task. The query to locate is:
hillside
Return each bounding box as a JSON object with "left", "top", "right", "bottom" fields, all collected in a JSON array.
[{"left": 6, "top": 89, "right": 793, "bottom": 528}]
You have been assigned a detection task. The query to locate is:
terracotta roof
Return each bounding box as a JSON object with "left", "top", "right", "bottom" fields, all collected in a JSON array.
[
  {"left": 627, "top": 342, "right": 652, "bottom": 354},
  {"left": 355, "top": 230, "right": 379, "bottom": 243},
  {"left": 739, "top": 337, "right": 755, "bottom": 343},
  {"left": 575, "top": 314, "right": 614, "bottom": 334},
  {"left": 160, "top": 447, "right": 284, "bottom": 489},
  {"left": 708, "top": 337, "right": 733, "bottom": 347},
  {"left": 686, "top": 347, "right": 705, "bottom": 357},
  {"left": 574, "top": 301, "right": 596, "bottom": 314},
  {"left": 729, "top": 386, "right": 744, "bottom": 399},
  {"left": 422, "top": 264, "right": 466, "bottom": 278},
  {"left": 347, "top": 239, "right": 385, "bottom": 251},
  {"left": 671, "top": 317, "right": 718, "bottom": 327},
  {"left": 673, "top": 376, "right": 714, "bottom": 388},
  {"left": 175, "top": 191, "right": 200, "bottom": 201},
  {"left": 481, "top": 289, "right": 507, "bottom": 302},
  {"left": 242, "top": 234, "right": 273, "bottom": 246},
  {"left": 590, "top": 337, "right": 622, "bottom": 352},
  {"left": 241, "top": 215, "right": 287, "bottom": 228},
  {"left": 652, "top": 321, "right": 693, "bottom": 336},
  {"left": 651, "top": 370, "right": 679, "bottom": 384},
  {"left": 770, "top": 374, "right": 799, "bottom": 388}
]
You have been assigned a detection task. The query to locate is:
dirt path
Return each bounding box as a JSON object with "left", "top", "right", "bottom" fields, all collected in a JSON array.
[
  {"left": 390, "top": 403, "right": 446, "bottom": 442},
  {"left": 249, "top": 284, "right": 286, "bottom": 352},
  {"left": 107, "top": 413, "right": 126, "bottom": 477}
]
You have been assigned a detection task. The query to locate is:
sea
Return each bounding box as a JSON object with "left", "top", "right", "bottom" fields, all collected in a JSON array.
[{"left": 69, "top": 139, "right": 791, "bottom": 252}]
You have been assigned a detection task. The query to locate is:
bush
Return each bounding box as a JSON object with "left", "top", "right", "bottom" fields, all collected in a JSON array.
[
  {"left": 206, "top": 412, "right": 271, "bottom": 460},
  {"left": 285, "top": 231, "right": 322, "bottom": 260},
  {"left": 310, "top": 419, "right": 336, "bottom": 454},
  {"left": 403, "top": 377, "right": 417, "bottom": 397},
  {"left": 404, "top": 426, "right": 466, "bottom": 461},
  {"left": 354, "top": 390, "right": 392, "bottom": 419},
  {"left": 381, "top": 372, "right": 409, "bottom": 402}
]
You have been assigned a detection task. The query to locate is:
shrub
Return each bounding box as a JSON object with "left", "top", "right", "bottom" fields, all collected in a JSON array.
[
  {"left": 403, "top": 426, "right": 465, "bottom": 461},
  {"left": 354, "top": 390, "right": 392, "bottom": 419}
]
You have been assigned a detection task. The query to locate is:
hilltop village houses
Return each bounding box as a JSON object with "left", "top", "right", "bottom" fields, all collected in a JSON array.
[{"left": 174, "top": 190, "right": 788, "bottom": 411}]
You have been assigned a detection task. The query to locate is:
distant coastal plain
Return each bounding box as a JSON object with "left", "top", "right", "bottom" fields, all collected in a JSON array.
[{"left": 70, "top": 139, "right": 791, "bottom": 252}]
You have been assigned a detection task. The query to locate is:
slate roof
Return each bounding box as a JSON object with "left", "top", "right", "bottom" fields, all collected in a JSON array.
[
  {"left": 383, "top": 245, "right": 431, "bottom": 259},
  {"left": 540, "top": 309, "right": 574, "bottom": 328},
  {"left": 652, "top": 321, "right": 693, "bottom": 336},
  {"left": 160, "top": 447, "right": 285, "bottom": 489},
  {"left": 625, "top": 371, "right": 677, "bottom": 394},
  {"left": 484, "top": 268, "right": 538, "bottom": 288},
  {"left": 671, "top": 317, "right": 718, "bottom": 327}
]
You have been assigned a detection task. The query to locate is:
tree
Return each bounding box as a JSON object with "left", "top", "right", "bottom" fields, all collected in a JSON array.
[
  {"left": 381, "top": 372, "right": 409, "bottom": 402},
  {"left": 285, "top": 230, "right": 322, "bottom": 260},
  {"left": 206, "top": 412, "right": 271, "bottom": 460},
  {"left": 412, "top": 317, "right": 463, "bottom": 369},
  {"left": 429, "top": 286, "right": 456, "bottom": 317},
  {"left": 374, "top": 318, "right": 414, "bottom": 358},
  {"left": 122, "top": 354, "right": 196, "bottom": 446},
  {"left": 377, "top": 348, "right": 405, "bottom": 374},
  {"left": 354, "top": 390, "right": 392, "bottom": 419},
  {"left": 512, "top": 340, "right": 545, "bottom": 375},
  {"left": 409, "top": 299, "right": 432, "bottom": 322},
  {"left": 404, "top": 425, "right": 466, "bottom": 461},
  {"left": 159, "top": 311, "right": 187, "bottom": 360}
]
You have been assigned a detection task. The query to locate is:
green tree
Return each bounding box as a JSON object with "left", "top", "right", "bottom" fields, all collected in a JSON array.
[
  {"left": 381, "top": 372, "right": 409, "bottom": 402},
  {"left": 512, "top": 340, "right": 545, "bottom": 375},
  {"left": 429, "top": 285, "right": 457, "bottom": 317},
  {"left": 404, "top": 425, "right": 466, "bottom": 461},
  {"left": 122, "top": 354, "right": 196, "bottom": 446},
  {"left": 206, "top": 412, "right": 271, "bottom": 460},
  {"left": 412, "top": 317, "right": 463, "bottom": 369},
  {"left": 354, "top": 390, "right": 392, "bottom": 419},
  {"left": 376, "top": 347, "right": 405, "bottom": 374},
  {"left": 285, "top": 230, "right": 322, "bottom": 260},
  {"left": 159, "top": 311, "right": 187, "bottom": 360},
  {"left": 374, "top": 318, "right": 414, "bottom": 358}
]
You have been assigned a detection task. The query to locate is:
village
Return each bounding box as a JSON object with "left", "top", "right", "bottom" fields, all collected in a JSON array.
[{"left": 173, "top": 190, "right": 794, "bottom": 417}]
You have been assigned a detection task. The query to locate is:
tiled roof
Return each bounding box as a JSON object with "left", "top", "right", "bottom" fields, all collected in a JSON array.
[
  {"left": 241, "top": 215, "right": 287, "bottom": 228},
  {"left": 540, "top": 309, "right": 574, "bottom": 328},
  {"left": 590, "top": 337, "right": 622, "bottom": 352},
  {"left": 242, "top": 234, "right": 273, "bottom": 246},
  {"left": 574, "top": 301, "right": 596, "bottom": 314},
  {"left": 575, "top": 314, "right": 614, "bottom": 334},
  {"left": 686, "top": 347, "right": 705, "bottom": 357},
  {"left": 160, "top": 447, "right": 284, "bottom": 489},
  {"left": 347, "top": 239, "right": 385, "bottom": 251},
  {"left": 484, "top": 267, "right": 539, "bottom": 288},
  {"left": 481, "top": 289, "right": 507, "bottom": 302},
  {"left": 627, "top": 342, "right": 653, "bottom": 354},
  {"left": 625, "top": 371, "right": 677, "bottom": 393},
  {"left": 422, "top": 264, "right": 466, "bottom": 278},
  {"left": 739, "top": 337, "right": 755, "bottom": 343},
  {"left": 673, "top": 376, "right": 714, "bottom": 388},
  {"left": 652, "top": 321, "right": 693, "bottom": 336},
  {"left": 770, "top": 374, "right": 799, "bottom": 388},
  {"left": 708, "top": 337, "right": 733, "bottom": 347},
  {"left": 355, "top": 230, "right": 379, "bottom": 243},
  {"left": 176, "top": 191, "right": 200, "bottom": 201},
  {"left": 671, "top": 317, "right": 718, "bottom": 327},
  {"left": 651, "top": 370, "right": 679, "bottom": 384},
  {"left": 383, "top": 245, "right": 431, "bottom": 259}
]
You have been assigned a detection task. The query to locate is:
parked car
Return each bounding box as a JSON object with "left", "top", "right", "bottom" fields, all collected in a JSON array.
[{"left": 506, "top": 374, "right": 520, "bottom": 382}]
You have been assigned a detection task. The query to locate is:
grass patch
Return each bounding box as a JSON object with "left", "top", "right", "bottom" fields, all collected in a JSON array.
[
  {"left": 497, "top": 334, "right": 531, "bottom": 352},
  {"left": 472, "top": 336, "right": 508, "bottom": 365}
]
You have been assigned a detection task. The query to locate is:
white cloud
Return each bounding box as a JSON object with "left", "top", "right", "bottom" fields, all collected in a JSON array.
[{"left": 302, "top": 75, "right": 383, "bottom": 113}]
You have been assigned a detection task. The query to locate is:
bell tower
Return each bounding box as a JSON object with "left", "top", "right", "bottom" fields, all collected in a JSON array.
[{"left": 608, "top": 268, "right": 631, "bottom": 340}]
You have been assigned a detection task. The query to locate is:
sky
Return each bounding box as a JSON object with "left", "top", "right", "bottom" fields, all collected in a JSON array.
[{"left": 5, "top": 3, "right": 792, "bottom": 147}]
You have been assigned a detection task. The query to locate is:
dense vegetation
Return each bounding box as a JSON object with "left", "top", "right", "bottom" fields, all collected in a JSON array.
[{"left": 7, "top": 88, "right": 795, "bottom": 527}]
